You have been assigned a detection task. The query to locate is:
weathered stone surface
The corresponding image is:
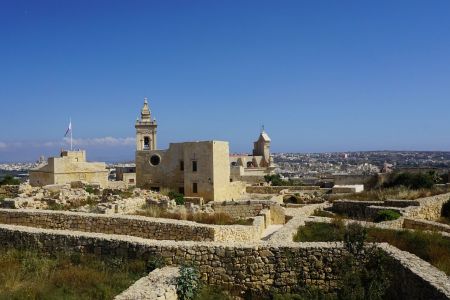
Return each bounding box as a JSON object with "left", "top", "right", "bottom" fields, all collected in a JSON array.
[{"left": 115, "top": 267, "right": 179, "bottom": 300}]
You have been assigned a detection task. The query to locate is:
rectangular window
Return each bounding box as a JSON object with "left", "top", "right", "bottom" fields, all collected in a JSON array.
[
  {"left": 180, "top": 160, "right": 184, "bottom": 171},
  {"left": 179, "top": 187, "right": 185, "bottom": 194},
  {"left": 192, "top": 160, "right": 197, "bottom": 172},
  {"left": 192, "top": 183, "right": 198, "bottom": 194}
]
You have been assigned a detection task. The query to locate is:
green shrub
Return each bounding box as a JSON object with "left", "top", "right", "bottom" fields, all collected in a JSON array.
[
  {"left": 384, "top": 172, "right": 434, "bottom": 189},
  {"left": 0, "top": 175, "right": 20, "bottom": 186},
  {"left": 374, "top": 210, "right": 401, "bottom": 223},
  {"left": 294, "top": 219, "right": 345, "bottom": 242},
  {"left": 177, "top": 265, "right": 200, "bottom": 300},
  {"left": 168, "top": 191, "right": 185, "bottom": 205},
  {"left": 441, "top": 198, "right": 450, "bottom": 219},
  {"left": 344, "top": 223, "right": 367, "bottom": 255},
  {"left": 146, "top": 256, "right": 165, "bottom": 272}
]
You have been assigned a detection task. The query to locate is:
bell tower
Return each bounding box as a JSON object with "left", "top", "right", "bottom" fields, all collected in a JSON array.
[{"left": 135, "top": 98, "right": 157, "bottom": 151}]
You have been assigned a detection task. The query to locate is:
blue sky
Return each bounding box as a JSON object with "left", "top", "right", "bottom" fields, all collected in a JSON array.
[{"left": 1, "top": 1, "right": 450, "bottom": 162}]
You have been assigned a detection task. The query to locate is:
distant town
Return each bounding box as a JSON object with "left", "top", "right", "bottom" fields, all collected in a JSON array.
[{"left": 2, "top": 150, "right": 450, "bottom": 182}]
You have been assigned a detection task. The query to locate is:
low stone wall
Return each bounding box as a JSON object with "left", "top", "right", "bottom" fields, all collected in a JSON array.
[
  {"left": 0, "top": 185, "right": 20, "bottom": 198},
  {"left": 246, "top": 186, "right": 320, "bottom": 194},
  {"left": 211, "top": 200, "right": 285, "bottom": 225},
  {"left": 0, "top": 209, "right": 266, "bottom": 242},
  {"left": 403, "top": 218, "right": 450, "bottom": 234},
  {"left": 0, "top": 224, "right": 448, "bottom": 299},
  {"left": 383, "top": 200, "right": 420, "bottom": 208},
  {"left": 331, "top": 200, "right": 384, "bottom": 219},
  {"left": 115, "top": 267, "right": 179, "bottom": 300},
  {"left": 332, "top": 193, "right": 450, "bottom": 221},
  {"left": 402, "top": 193, "right": 450, "bottom": 221},
  {"left": 95, "top": 197, "right": 147, "bottom": 214}
]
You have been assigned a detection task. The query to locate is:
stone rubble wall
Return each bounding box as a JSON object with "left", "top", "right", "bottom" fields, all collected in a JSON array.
[
  {"left": 402, "top": 193, "right": 450, "bottom": 221},
  {"left": 331, "top": 200, "right": 384, "bottom": 219},
  {"left": 246, "top": 186, "right": 320, "bottom": 194},
  {"left": 95, "top": 197, "right": 147, "bottom": 214},
  {"left": 403, "top": 218, "right": 450, "bottom": 234},
  {"left": 0, "top": 224, "right": 448, "bottom": 299},
  {"left": 332, "top": 193, "right": 450, "bottom": 221},
  {"left": 0, "top": 209, "right": 265, "bottom": 242},
  {"left": 115, "top": 267, "right": 179, "bottom": 300},
  {"left": 211, "top": 200, "right": 286, "bottom": 225},
  {"left": 0, "top": 185, "right": 20, "bottom": 198}
]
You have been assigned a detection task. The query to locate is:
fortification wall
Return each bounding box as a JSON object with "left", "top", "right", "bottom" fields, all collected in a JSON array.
[{"left": 0, "top": 224, "right": 448, "bottom": 299}]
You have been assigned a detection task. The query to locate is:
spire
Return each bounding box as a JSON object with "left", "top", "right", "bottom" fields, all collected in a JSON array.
[{"left": 141, "top": 97, "right": 151, "bottom": 122}]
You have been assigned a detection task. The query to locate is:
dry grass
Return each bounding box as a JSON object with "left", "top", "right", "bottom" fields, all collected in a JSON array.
[
  {"left": 0, "top": 248, "right": 147, "bottom": 299},
  {"left": 294, "top": 222, "right": 450, "bottom": 275},
  {"left": 327, "top": 186, "right": 448, "bottom": 202},
  {"left": 134, "top": 205, "right": 253, "bottom": 225}
]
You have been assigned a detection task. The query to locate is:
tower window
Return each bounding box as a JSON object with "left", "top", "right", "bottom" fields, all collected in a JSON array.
[
  {"left": 180, "top": 160, "right": 184, "bottom": 171},
  {"left": 192, "top": 182, "right": 198, "bottom": 194},
  {"left": 192, "top": 161, "right": 197, "bottom": 172},
  {"left": 144, "top": 137, "right": 150, "bottom": 150}
]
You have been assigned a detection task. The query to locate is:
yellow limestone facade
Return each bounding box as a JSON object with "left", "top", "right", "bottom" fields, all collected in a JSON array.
[
  {"left": 134, "top": 99, "right": 245, "bottom": 202},
  {"left": 29, "top": 150, "right": 108, "bottom": 187}
]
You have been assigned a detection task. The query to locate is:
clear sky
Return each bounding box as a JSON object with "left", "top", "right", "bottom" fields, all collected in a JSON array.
[{"left": 1, "top": 0, "right": 450, "bottom": 162}]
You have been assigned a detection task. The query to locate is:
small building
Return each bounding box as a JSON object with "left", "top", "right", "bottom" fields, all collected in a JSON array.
[
  {"left": 29, "top": 150, "right": 108, "bottom": 187},
  {"left": 115, "top": 164, "right": 136, "bottom": 186},
  {"left": 134, "top": 99, "right": 244, "bottom": 202},
  {"left": 230, "top": 130, "right": 275, "bottom": 183}
]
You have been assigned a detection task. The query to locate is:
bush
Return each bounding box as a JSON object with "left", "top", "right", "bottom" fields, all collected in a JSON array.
[
  {"left": 0, "top": 175, "right": 20, "bottom": 186},
  {"left": 177, "top": 265, "right": 200, "bottom": 300},
  {"left": 383, "top": 172, "right": 434, "bottom": 189},
  {"left": 168, "top": 191, "right": 185, "bottom": 205},
  {"left": 441, "top": 198, "right": 450, "bottom": 219},
  {"left": 146, "top": 256, "right": 165, "bottom": 272},
  {"left": 344, "top": 223, "right": 367, "bottom": 255},
  {"left": 374, "top": 210, "right": 401, "bottom": 223}
]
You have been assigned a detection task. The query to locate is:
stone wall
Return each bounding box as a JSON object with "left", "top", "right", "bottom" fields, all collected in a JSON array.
[
  {"left": 0, "top": 209, "right": 215, "bottom": 242},
  {"left": 0, "top": 209, "right": 268, "bottom": 242},
  {"left": 331, "top": 200, "right": 384, "bottom": 219},
  {"left": 0, "top": 208, "right": 268, "bottom": 243},
  {"left": 332, "top": 193, "right": 450, "bottom": 221},
  {"left": 0, "top": 185, "right": 20, "bottom": 198},
  {"left": 402, "top": 193, "right": 450, "bottom": 221},
  {"left": 0, "top": 224, "right": 448, "bottom": 299},
  {"left": 211, "top": 200, "right": 286, "bottom": 225},
  {"left": 115, "top": 267, "right": 178, "bottom": 300},
  {"left": 403, "top": 218, "right": 450, "bottom": 234},
  {"left": 246, "top": 186, "right": 320, "bottom": 194}
]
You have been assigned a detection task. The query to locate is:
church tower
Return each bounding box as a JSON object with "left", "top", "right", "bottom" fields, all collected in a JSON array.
[
  {"left": 135, "top": 98, "right": 157, "bottom": 151},
  {"left": 253, "top": 129, "right": 271, "bottom": 167}
]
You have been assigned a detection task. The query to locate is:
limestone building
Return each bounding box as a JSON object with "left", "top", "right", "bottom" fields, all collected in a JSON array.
[
  {"left": 230, "top": 130, "right": 275, "bottom": 183},
  {"left": 29, "top": 150, "right": 108, "bottom": 187},
  {"left": 135, "top": 99, "right": 244, "bottom": 202}
]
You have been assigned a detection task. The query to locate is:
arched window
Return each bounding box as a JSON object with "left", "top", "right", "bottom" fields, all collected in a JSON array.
[{"left": 143, "top": 137, "right": 150, "bottom": 150}]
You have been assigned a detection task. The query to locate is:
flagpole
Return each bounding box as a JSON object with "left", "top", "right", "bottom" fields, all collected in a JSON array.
[{"left": 70, "top": 117, "right": 73, "bottom": 151}]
